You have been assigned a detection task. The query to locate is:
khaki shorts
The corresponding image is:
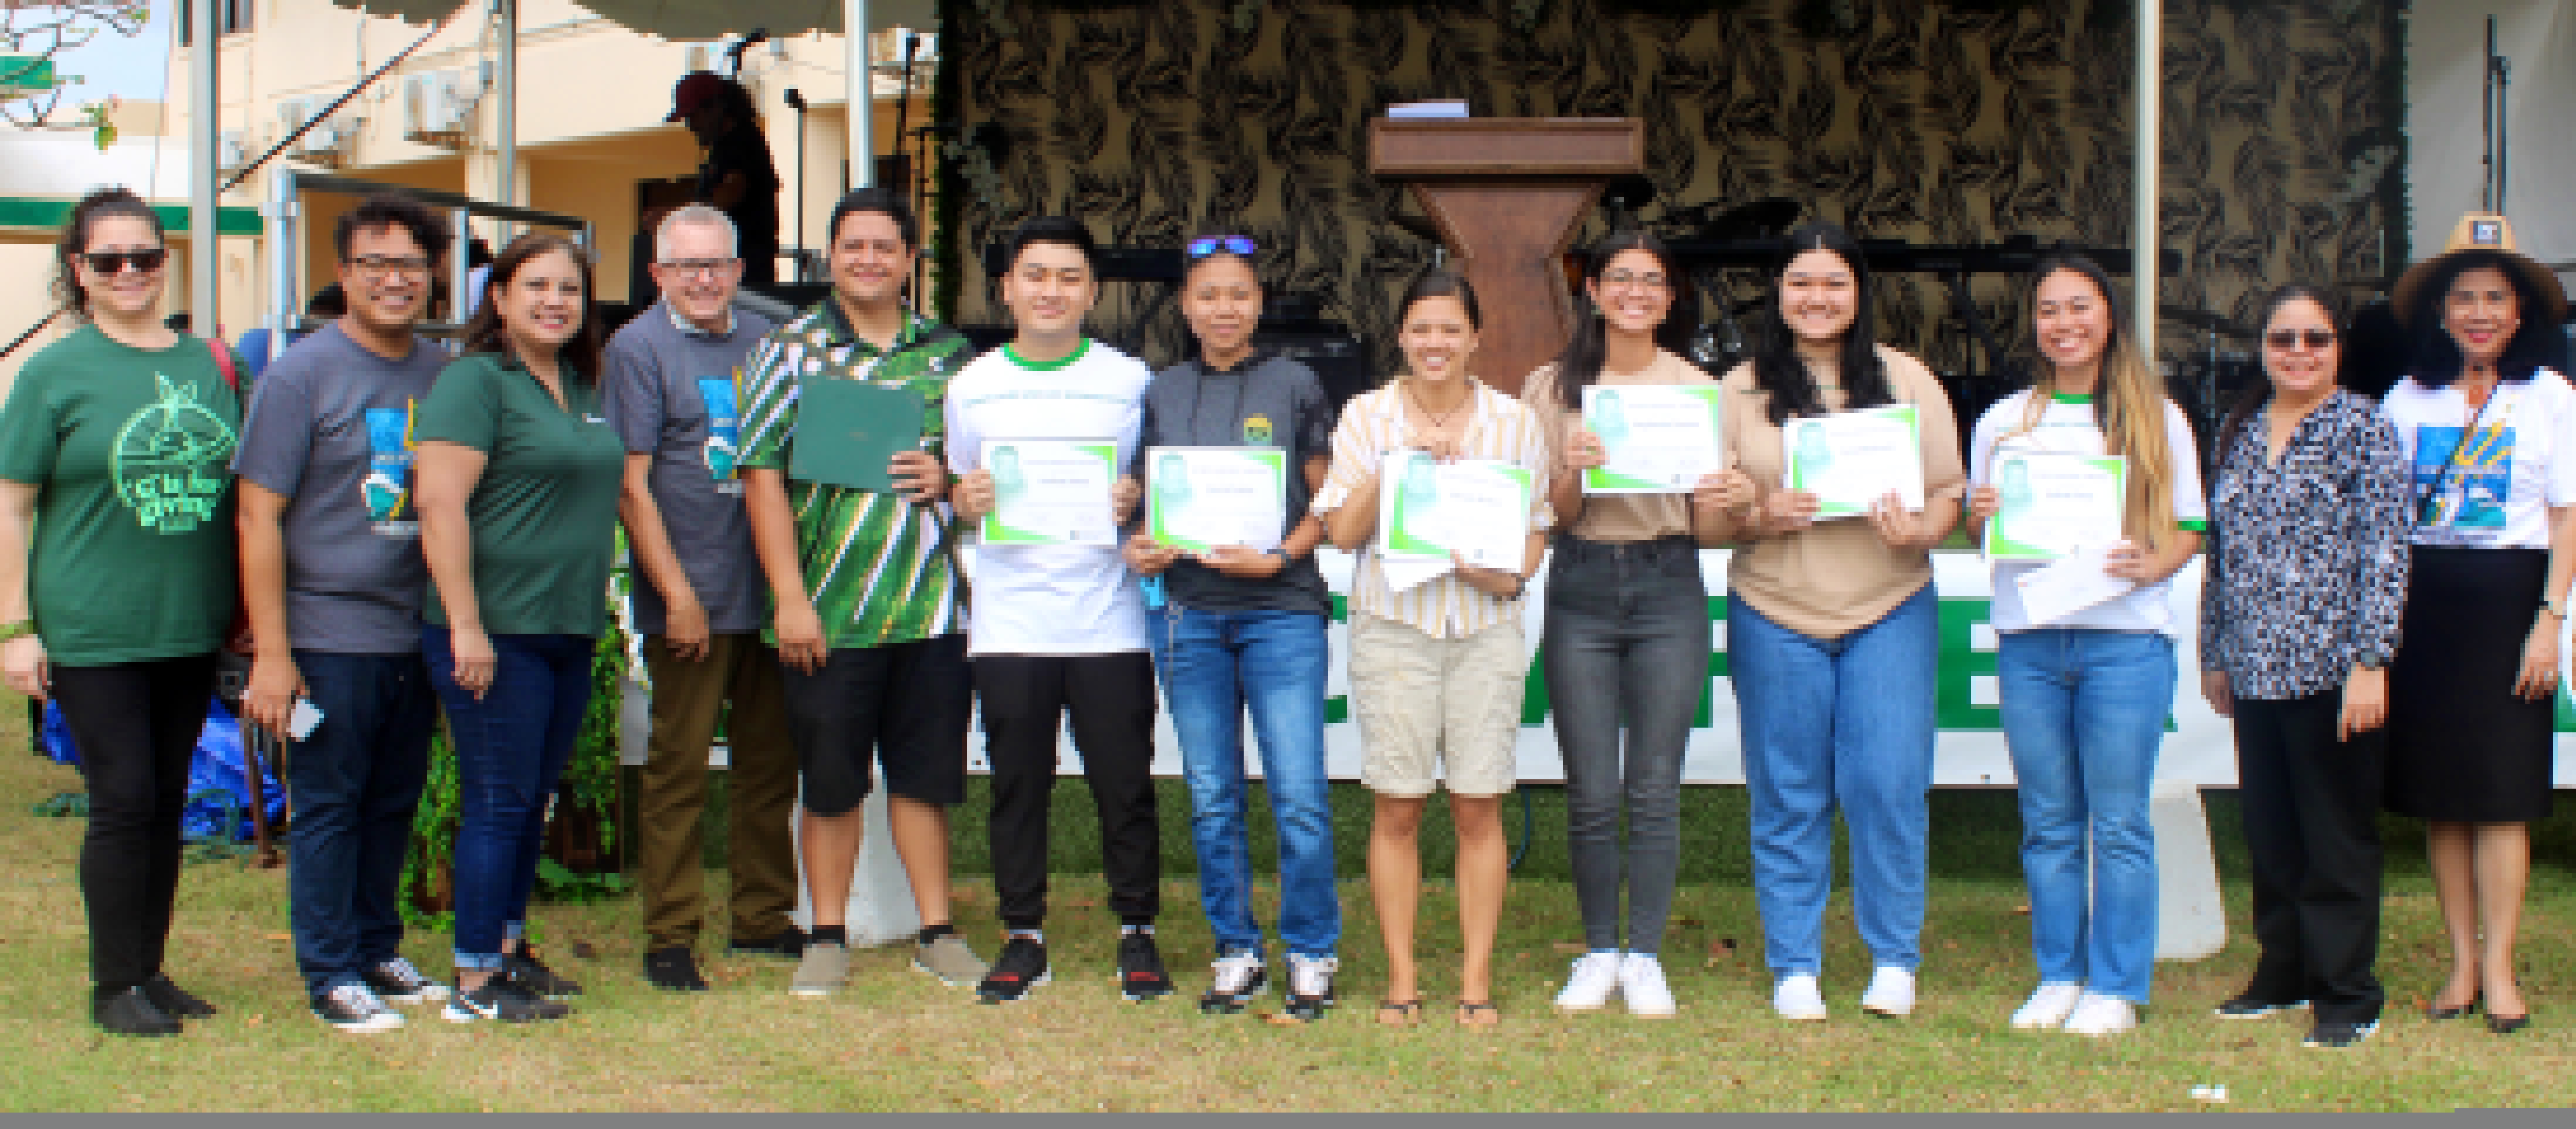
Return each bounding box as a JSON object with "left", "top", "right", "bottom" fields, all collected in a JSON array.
[{"left": 1348, "top": 612, "right": 1527, "bottom": 797}]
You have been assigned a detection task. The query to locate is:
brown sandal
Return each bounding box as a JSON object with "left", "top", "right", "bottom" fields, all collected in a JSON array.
[
  {"left": 1456, "top": 999, "right": 1502, "bottom": 1027},
  {"left": 1376, "top": 999, "right": 1424, "bottom": 1026}
]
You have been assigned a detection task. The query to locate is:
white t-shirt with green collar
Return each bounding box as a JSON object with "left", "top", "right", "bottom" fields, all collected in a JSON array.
[{"left": 1969, "top": 389, "right": 2207, "bottom": 635}]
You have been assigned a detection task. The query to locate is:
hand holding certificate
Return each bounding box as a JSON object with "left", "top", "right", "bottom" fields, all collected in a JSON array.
[
  {"left": 2014, "top": 542, "right": 2137, "bottom": 626},
  {"left": 1377, "top": 449, "right": 1534, "bottom": 572},
  {"left": 1582, "top": 385, "right": 1726, "bottom": 493},
  {"left": 1145, "top": 447, "right": 1288, "bottom": 554},
  {"left": 1782, "top": 404, "right": 1925, "bottom": 518},
  {"left": 980, "top": 439, "right": 1119, "bottom": 546},
  {"left": 1985, "top": 451, "right": 2127, "bottom": 561}
]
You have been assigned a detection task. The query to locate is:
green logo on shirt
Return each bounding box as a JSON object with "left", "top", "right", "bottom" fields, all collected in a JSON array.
[{"left": 113, "top": 374, "right": 236, "bottom": 534}]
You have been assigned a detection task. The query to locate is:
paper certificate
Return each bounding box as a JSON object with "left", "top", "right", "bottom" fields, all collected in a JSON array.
[
  {"left": 1782, "top": 404, "right": 1925, "bottom": 518},
  {"left": 1985, "top": 451, "right": 2127, "bottom": 562},
  {"left": 980, "top": 439, "right": 1118, "bottom": 546},
  {"left": 1146, "top": 446, "right": 1288, "bottom": 554},
  {"left": 2014, "top": 543, "right": 2137, "bottom": 626},
  {"left": 1582, "top": 385, "right": 1726, "bottom": 493},
  {"left": 1377, "top": 451, "right": 1533, "bottom": 571}
]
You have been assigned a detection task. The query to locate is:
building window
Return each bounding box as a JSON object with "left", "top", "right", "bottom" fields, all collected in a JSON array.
[{"left": 178, "top": 0, "right": 255, "bottom": 42}]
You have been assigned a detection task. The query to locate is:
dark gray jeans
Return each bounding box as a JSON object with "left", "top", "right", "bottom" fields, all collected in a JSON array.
[{"left": 1542, "top": 536, "right": 1709, "bottom": 954}]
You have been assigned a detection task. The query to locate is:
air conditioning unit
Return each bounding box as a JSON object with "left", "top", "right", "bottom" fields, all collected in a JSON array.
[
  {"left": 402, "top": 71, "right": 475, "bottom": 147},
  {"left": 216, "top": 130, "right": 250, "bottom": 175},
  {"left": 282, "top": 97, "right": 358, "bottom": 167}
]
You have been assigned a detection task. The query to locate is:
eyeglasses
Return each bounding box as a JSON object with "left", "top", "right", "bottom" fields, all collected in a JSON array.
[
  {"left": 80, "top": 249, "right": 168, "bottom": 274},
  {"left": 2264, "top": 329, "right": 2338, "bottom": 350},
  {"left": 348, "top": 255, "right": 434, "bottom": 276},
  {"left": 656, "top": 258, "right": 739, "bottom": 279},
  {"left": 1186, "top": 235, "right": 1257, "bottom": 259},
  {"left": 1600, "top": 269, "right": 1670, "bottom": 290}
]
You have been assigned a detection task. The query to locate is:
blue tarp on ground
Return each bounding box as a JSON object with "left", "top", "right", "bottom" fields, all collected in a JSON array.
[{"left": 41, "top": 697, "right": 285, "bottom": 842}]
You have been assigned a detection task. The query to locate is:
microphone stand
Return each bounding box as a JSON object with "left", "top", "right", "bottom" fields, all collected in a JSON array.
[
  {"left": 892, "top": 32, "right": 925, "bottom": 302},
  {"left": 2483, "top": 15, "right": 2511, "bottom": 214}
]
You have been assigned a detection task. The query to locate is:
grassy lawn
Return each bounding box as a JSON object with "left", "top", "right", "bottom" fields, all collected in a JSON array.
[{"left": 3, "top": 709, "right": 2574, "bottom": 1111}]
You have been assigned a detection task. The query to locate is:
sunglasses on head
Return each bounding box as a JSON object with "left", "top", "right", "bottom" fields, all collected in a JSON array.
[
  {"left": 1186, "top": 235, "right": 1257, "bottom": 259},
  {"left": 2264, "top": 329, "right": 2337, "bottom": 350},
  {"left": 80, "top": 248, "right": 169, "bottom": 274}
]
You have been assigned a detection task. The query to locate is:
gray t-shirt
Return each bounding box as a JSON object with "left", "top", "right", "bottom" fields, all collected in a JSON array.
[
  {"left": 1139, "top": 351, "right": 1336, "bottom": 616},
  {"left": 601, "top": 302, "right": 777, "bottom": 636},
  {"left": 230, "top": 322, "right": 448, "bottom": 654}
]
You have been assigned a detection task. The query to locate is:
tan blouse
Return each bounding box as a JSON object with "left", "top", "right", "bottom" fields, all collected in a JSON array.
[
  {"left": 1710, "top": 345, "right": 1966, "bottom": 639},
  {"left": 1524, "top": 349, "right": 1715, "bottom": 543}
]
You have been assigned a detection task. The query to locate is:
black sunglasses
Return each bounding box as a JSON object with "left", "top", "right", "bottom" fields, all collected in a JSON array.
[
  {"left": 80, "top": 248, "right": 169, "bottom": 274},
  {"left": 2263, "top": 329, "right": 2337, "bottom": 350}
]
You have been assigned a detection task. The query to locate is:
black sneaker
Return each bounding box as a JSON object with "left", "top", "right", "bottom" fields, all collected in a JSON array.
[
  {"left": 1199, "top": 951, "right": 1268, "bottom": 1015},
  {"left": 443, "top": 978, "right": 571, "bottom": 1024},
  {"left": 644, "top": 945, "right": 709, "bottom": 992},
  {"left": 503, "top": 948, "right": 583, "bottom": 999},
  {"left": 362, "top": 956, "right": 451, "bottom": 1005},
  {"left": 1117, "top": 932, "right": 1176, "bottom": 1002},
  {"left": 726, "top": 928, "right": 808, "bottom": 961},
  {"left": 2214, "top": 994, "right": 2308, "bottom": 1020},
  {"left": 2304, "top": 1019, "right": 2379, "bottom": 1049},
  {"left": 976, "top": 937, "right": 1051, "bottom": 1005},
  {"left": 94, "top": 986, "right": 182, "bottom": 1037},
  {"left": 1283, "top": 954, "right": 1339, "bottom": 1021},
  {"left": 141, "top": 974, "right": 217, "bottom": 1019},
  {"left": 312, "top": 983, "right": 405, "bottom": 1033}
]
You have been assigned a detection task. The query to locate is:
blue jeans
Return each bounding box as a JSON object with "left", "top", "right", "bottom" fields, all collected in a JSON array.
[
  {"left": 1996, "top": 628, "right": 2175, "bottom": 1003},
  {"left": 1150, "top": 606, "right": 1339, "bottom": 959},
  {"left": 1728, "top": 584, "right": 1938, "bottom": 978},
  {"left": 424, "top": 629, "right": 597, "bottom": 971},
  {"left": 287, "top": 651, "right": 436, "bottom": 997}
]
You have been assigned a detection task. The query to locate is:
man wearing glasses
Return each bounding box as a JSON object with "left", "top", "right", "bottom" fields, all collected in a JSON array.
[
  {"left": 233, "top": 194, "right": 456, "bottom": 1033},
  {"left": 602, "top": 204, "right": 800, "bottom": 993}
]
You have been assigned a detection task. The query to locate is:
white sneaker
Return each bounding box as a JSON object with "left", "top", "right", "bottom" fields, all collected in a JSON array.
[
  {"left": 1553, "top": 951, "right": 1623, "bottom": 1013},
  {"left": 1772, "top": 973, "right": 1828, "bottom": 1021},
  {"left": 1617, "top": 953, "right": 1677, "bottom": 1018},
  {"left": 2010, "top": 982, "right": 2086, "bottom": 1030},
  {"left": 2062, "top": 992, "right": 2140, "bottom": 1037},
  {"left": 1859, "top": 966, "right": 1915, "bottom": 1017}
]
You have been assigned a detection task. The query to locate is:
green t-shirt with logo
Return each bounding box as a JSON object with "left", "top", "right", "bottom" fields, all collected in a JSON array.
[
  {"left": 413, "top": 353, "right": 627, "bottom": 637},
  {"left": 0, "top": 325, "right": 242, "bottom": 665}
]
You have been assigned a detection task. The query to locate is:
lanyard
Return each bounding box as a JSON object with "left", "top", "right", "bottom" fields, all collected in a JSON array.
[{"left": 2416, "top": 382, "right": 2521, "bottom": 526}]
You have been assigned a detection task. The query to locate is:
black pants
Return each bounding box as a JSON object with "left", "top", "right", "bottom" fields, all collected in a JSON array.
[
  {"left": 51, "top": 654, "right": 221, "bottom": 992},
  {"left": 2232, "top": 690, "right": 2386, "bottom": 1024},
  {"left": 976, "top": 653, "right": 1159, "bottom": 930}
]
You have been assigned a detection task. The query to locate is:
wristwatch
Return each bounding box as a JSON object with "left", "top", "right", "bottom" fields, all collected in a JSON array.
[
  {"left": 2353, "top": 647, "right": 2390, "bottom": 670},
  {"left": 0, "top": 620, "right": 33, "bottom": 643}
]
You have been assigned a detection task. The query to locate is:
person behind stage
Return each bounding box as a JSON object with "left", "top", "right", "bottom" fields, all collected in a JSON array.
[
  {"left": 2197, "top": 285, "right": 2410, "bottom": 1050},
  {"left": 0, "top": 187, "right": 243, "bottom": 1037},
  {"left": 1700, "top": 221, "right": 1964, "bottom": 1023},
  {"left": 2375, "top": 212, "right": 2575, "bottom": 1036},
  {"left": 414, "top": 232, "right": 625, "bottom": 1023},
  {"left": 1967, "top": 253, "right": 2205, "bottom": 1039},
  {"left": 605, "top": 204, "right": 802, "bottom": 993},
  {"left": 736, "top": 187, "right": 986, "bottom": 999},
  {"left": 1117, "top": 231, "right": 1342, "bottom": 1020},
  {"left": 1525, "top": 229, "right": 1733, "bottom": 1019},
  {"left": 1314, "top": 268, "right": 1551, "bottom": 1028},
  {"left": 668, "top": 72, "right": 783, "bottom": 288},
  {"left": 947, "top": 216, "right": 1171, "bottom": 1005},
  {"left": 234, "top": 193, "right": 456, "bottom": 1033}
]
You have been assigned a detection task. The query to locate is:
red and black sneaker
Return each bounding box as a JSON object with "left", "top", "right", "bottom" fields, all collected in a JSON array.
[
  {"left": 976, "top": 937, "right": 1051, "bottom": 1005},
  {"left": 1117, "top": 932, "right": 1175, "bottom": 1002}
]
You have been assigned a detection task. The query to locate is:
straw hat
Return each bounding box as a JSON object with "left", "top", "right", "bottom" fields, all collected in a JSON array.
[{"left": 2389, "top": 212, "right": 2569, "bottom": 328}]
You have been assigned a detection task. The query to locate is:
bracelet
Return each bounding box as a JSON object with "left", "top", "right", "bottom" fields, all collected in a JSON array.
[{"left": 0, "top": 619, "right": 32, "bottom": 643}]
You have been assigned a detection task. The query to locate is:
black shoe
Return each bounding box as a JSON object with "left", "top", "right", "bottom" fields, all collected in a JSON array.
[
  {"left": 442, "top": 978, "right": 571, "bottom": 1024},
  {"left": 1199, "top": 951, "right": 1268, "bottom": 1015},
  {"left": 141, "top": 975, "right": 217, "bottom": 1019},
  {"left": 976, "top": 937, "right": 1051, "bottom": 1005},
  {"left": 2304, "top": 1019, "right": 2378, "bottom": 1049},
  {"left": 2426, "top": 993, "right": 2481, "bottom": 1020},
  {"left": 1117, "top": 932, "right": 1175, "bottom": 1002},
  {"left": 361, "top": 957, "right": 451, "bottom": 1005},
  {"left": 312, "top": 983, "right": 405, "bottom": 1033},
  {"left": 726, "top": 928, "right": 808, "bottom": 961},
  {"left": 644, "top": 945, "right": 709, "bottom": 992},
  {"left": 2487, "top": 1011, "right": 2531, "bottom": 1035},
  {"left": 503, "top": 948, "right": 583, "bottom": 999},
  {"left": 2213, "top": 993, "right": 2306, "bottom": 1020},
  {"left": 93, "top": 986, "right": 182, "bottom": 1037}
]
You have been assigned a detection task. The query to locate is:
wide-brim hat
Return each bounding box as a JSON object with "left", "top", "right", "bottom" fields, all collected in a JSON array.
[{"left": 2390, "top": 212, "right": 2568, "bottom": 329}]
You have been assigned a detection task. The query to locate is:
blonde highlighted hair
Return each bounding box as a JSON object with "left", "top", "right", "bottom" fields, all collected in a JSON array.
[{"left": 2000, "top": 256, "right": 2179, "bottom": 552}]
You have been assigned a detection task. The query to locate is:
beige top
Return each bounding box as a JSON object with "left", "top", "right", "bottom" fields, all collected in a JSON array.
[
  {"left": 1311, "top": 379, "right": 1555, "bottom": 639},
  {"left": 1710, "top": 346, "right": 1966, "bottom": 640},
  {"left": 1524, "top": 349, "right": 1715, "bottom": 543}
]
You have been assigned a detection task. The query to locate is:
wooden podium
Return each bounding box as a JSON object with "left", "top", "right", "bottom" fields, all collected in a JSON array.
[{"left": 1368, "top": 117, "right": 1646, "bottom": 397}]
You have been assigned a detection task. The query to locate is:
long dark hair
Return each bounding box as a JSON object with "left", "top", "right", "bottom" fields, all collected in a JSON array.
[
  {"left": 460, "top": 231, "right": 605, "bottom": 382},
  {"left": 2215, "top": 285, "right": 2345, "bottom": 459},
  {"left": 1749, "top": 221, "right": 1890, "bottom": 425},
  {"left": 53, "top": 187, "right": 166, "bottom": 319},
  {"left": 1542, "top": 228, "right": 1697, "bottom": 410},
  {"left": 2404, "top": 250, "right": 2565, "bottom": 387}
]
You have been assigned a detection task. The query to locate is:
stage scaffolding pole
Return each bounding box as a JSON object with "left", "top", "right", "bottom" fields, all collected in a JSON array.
[
  {"left": 2134, "top": 0, "right": 2160, "bottom": 363},
  {"left": 191, "top": 0, "right": 219, "bottom": 336},
  {"left": 848, "top": 0, "right": 871, "bottom": 190}
]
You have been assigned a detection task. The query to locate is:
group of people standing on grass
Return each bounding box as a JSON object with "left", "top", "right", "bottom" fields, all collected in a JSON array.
[{"left": 2, "top": 181, "right": 2565, "bottom": 1052}]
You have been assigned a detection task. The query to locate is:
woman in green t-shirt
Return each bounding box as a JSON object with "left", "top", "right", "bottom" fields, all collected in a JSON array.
[
  {"left": 412, "top": 232, "right": 625, "bottom": 1023},
  {"left": 0, "top": 188, "right": 243, "bottom": 1037}
]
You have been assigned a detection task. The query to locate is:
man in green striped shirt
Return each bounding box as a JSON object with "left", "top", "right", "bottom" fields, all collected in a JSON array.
[{"left": 738, "top": 188, "right": 987, "bottom": 997}]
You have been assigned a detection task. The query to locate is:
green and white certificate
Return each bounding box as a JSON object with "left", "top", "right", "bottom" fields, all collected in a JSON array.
[
  {"left": 1782, "top": 403, "right": 1925, "bottom": 518},
  {"left": 980, "top": 439, "right": 1119, "bottom": 546},
  {"left": 1582, "top": 384, "right": 1726, "bottom": 493},
  {"left": 1146, "top": 446, "right": 1289, "bottom": 554},
  {"left": 1985, "top": 450, "right": 2127, "bottom": 561},
  {"left": 1377, "top": 450, "right": 1533, "bottom": 571}
]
